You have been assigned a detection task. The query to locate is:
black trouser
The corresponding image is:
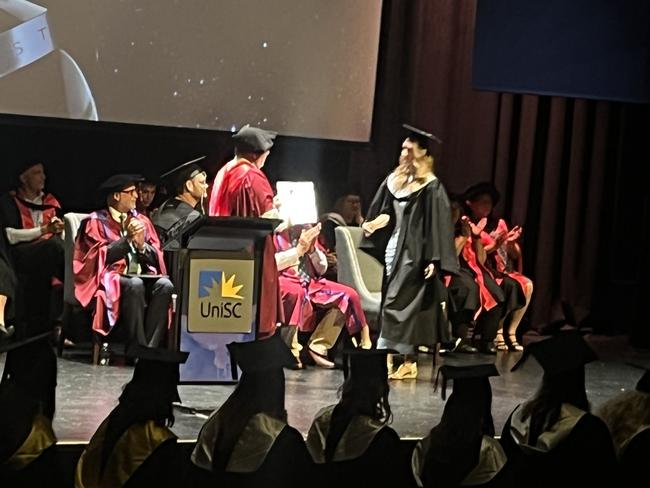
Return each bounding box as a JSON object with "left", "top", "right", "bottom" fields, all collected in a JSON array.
[
  {"left": 474, "top": 303, "right": 503, "bottom": 345},
  {"left": 119, "top": 276, "right": 174, "bottom": 347}
]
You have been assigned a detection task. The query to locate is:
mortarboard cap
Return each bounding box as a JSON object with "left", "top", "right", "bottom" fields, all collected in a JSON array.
[
  {"left": 159, "top": 156, "right": 207, "bottom": 192},
  {"left": 232, "top": 124, "right": 277, "bottom": 153},
  {"left": 463, "top": 182, "right": 501, "bottom": 206},
  {"left": 227, "top": 334, "right": 297, "bottom": 376},
  {"left": 97, "top": 174, "right": 144, "bottom": 197},
  {"left": 435, "top": 363, "right": 499, "bottom": 401},
  {"left": 15, "top": 159, "right": 43, "bottom": 178},
  {"left": 342, "top": 348, "right": 396, "bottom": 381},
  {"left": 511, "top": 331, "right": 597, "bottom": 376},
  {"left": 402, "top": 123, "right": 443, "bottom": 153},
  {"left": 123, "top": 345, "right": 189, "bottom": 402}
]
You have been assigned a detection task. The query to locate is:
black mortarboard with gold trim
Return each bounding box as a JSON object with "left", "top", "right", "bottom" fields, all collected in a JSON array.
[{"left": 511, "top": 331, "right": 597, "bottom": 376}]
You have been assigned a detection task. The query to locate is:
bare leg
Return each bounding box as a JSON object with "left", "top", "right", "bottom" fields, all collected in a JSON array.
[
  {"left": 359, "top": 325, "right": 372, "bottom": 349},
  {"left": 506, "top": 282, "right": 534, "bottom": 349}
]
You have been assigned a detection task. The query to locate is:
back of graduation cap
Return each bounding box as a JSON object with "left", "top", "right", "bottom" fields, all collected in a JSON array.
[
  {"left": 227, "top": 333, "right": 297, "bottom": 379},
  {"left": 342, "top": 348, "right": 396, "bottom": 381},
  {"left": 511, "top": 330, "right": 597, "bottom": 376},
  {"left": 159, "top": 156, "right": 207, "bottom": 194},
  {"left": 436, "top": 363, "right": 499, "bottom": 401},
  {"left": 232, "top": 124, "right": 277, "bottom": 153},
  {"left": 124, "top": 345, "right": 189, "bottom": 402},
  {"left": 402, "top": 123, "right": 443, "bottom": 154}
]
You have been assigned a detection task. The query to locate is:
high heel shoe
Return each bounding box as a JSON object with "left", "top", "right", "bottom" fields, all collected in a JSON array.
[
  {"left": 388, "top": 362, "right": 418, "bottom": 380},
  {"left": 506, "top": 334, "right": 523, "bottom": 352},
  {"left": 494, "top": 332, "right": 508, "bottom": 352}
]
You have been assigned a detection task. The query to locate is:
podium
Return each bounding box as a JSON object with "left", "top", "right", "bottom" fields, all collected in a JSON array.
[{"left": 165, "top": 216, "right": 280, "bottom": 383}]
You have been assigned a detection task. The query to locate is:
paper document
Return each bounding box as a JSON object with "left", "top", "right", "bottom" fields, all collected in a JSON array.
[{"left": 276, "top": 181, "right": 318, "bottom": 225}]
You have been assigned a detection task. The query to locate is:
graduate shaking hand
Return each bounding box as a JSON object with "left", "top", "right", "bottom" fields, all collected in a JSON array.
[{"left": 362, "top": 213, "right": 390, "bottom": 237}]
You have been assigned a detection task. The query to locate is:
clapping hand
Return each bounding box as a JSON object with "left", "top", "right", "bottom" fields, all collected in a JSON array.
[
  {"left": 468, "top": 217, "right": 487, "bottom": 237},
  {"left": 127, "top": 218, "right": 146, "bottom": 250},
  {"left": 296, "top": 223, "right": 321, "bottom": 256},
  {"left": 45, "top": 217, "right": 64, "bottom": 234},
  {"left": 506, "top": 225, "right": 523, "bottom": 243}
]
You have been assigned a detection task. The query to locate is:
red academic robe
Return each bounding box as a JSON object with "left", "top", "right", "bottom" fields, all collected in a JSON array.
[
  {"left": 274, "top": 230, "right": 366, "bottom": 334},
  {"left": 208, "top": 158, "right": 281, "bottom": 337},
  {"left": 13, "top": 192, "right": 61, "bottom": 238},
  {"left": 73, "top": 209, "right": 167, "bottom": 335}
]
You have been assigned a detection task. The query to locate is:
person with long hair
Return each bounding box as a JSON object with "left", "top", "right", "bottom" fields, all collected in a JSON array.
[
  {"left": 0, "top": 333, "right": 60, "bottom": 487},
  {"left": 306, "top": 349, "right": 404, "bottom": 486},
  {"left": 190, "top": 334, "right": 311, "bottom": 487},
  {"left": 362, "top": 124, "right": 458, "bottom": 380},
  {"left": 597, "top": 367, "right": 650, "bottom": 487},
  {"left": 500, "top": 331, "right": 617, "bottom": 487},
  {"left": 464, "top": 182, "right": 533, "bottom": 352},
  {"left": 75, "top": 345, "right": 188, "bottom": 487}
]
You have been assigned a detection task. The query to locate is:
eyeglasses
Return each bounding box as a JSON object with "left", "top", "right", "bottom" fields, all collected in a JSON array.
[{"left": 120, "top": 188, "right": 139, "bottom": 196}]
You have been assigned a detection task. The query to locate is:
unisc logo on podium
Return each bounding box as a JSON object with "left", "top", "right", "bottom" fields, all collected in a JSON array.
[{"left": 188, "top": 258, "right": 254, "bottom": 333}]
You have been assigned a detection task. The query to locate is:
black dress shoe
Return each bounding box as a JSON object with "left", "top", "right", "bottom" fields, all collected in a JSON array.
[
  {"left": 480, "top": 343, "right": 498, "bottom": 355},
  {"left": 455, "top": 343, "right": 479, "bottom": 354}
]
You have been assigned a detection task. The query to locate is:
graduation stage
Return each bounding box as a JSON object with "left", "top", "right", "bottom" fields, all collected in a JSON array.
[{"left": 40, "top": 332, "right": 648, "bottom": 444}]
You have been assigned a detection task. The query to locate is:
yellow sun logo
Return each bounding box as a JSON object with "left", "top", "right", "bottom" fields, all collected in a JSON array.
[{"left": 221, "top": 273, "right": 244, "bottom": 299}]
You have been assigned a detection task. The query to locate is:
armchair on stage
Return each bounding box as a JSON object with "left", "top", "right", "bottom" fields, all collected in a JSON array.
[{"left": 165, "top": 216, "right": 279, "bottom": 383}]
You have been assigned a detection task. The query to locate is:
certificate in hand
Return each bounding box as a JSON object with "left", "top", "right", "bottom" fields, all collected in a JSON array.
[{"left": 276, "top": 181, "right": 318, "bottom": 226}]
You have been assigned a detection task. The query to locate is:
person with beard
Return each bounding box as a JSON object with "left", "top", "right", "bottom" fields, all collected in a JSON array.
[
  {"left": 362, "top": 124, "right": 458, "bottom": 380},
  {"left": 75, "top": 345, "right": 188, "bottom": 487},
  {"left": 499, "top": 331, "right": 617, "bottom": 487},
  {"left": 306, "top": 349, "right": 405, "bottom": 486},
  {"left": 0, "top": 333, "right": 61, "bottom": 487},
  {"left": 73, "top": 174, "right": 173, "bottom": 348},
  {"left": 0, "top": 160, "right": 64, "bottom": 337},
  {"left": 152, "top": 156, "right": 209, "bottom": 247},
  {"left": 189, "top": 334, "right": 311, "bottom": 487},
  {"left": 412, "top": 364, "right": 513, "bottom": 487}
]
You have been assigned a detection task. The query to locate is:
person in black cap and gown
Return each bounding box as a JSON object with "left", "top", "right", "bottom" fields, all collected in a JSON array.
[
  {"left": 208, "top": 124, "right": 283, "bottom": 338},
  {"left": 189, "top": 334, "right": 312, "bottom": 487},
  {"left": 306, "top": 348, "right": 406, "bottom": 487},
  {"left": 0, "top": 219, "right": 17, "bottom": 340},
  {"left": 0, "top": 333, "right": 61, "bottom": 487},
  {"left": 412, "top": 363, "right": 513, "bottom": 487},
  {"left": 597, "top": 366, "right": 650, "bottom": 487},
  {"left": 500, "top": 331, "right": 617, "bottom": 487},
  {"left": 362, "top": 124, "right": 458, "bottom": 380},
  {"left": 75, "top": 345, "right": 188, "bottom": 487},
  {"left": 152, "top": 156, "right": 209, "bottom": 247},
  {"left": 0, "top": 160, "right": 64, "bottom": 337},
  {"left": 73, "top": 174, "right": 173, "bottom": 347}
]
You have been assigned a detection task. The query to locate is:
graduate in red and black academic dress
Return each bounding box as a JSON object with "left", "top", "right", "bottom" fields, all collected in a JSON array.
[
  {"left": 75, "top": 346, "right": 189, "bottom": 487},
  {"left": 73, "top": 174, "right": 173, "bottom": 348},
  {"left": 189, "top": 334, "right": 312, "bottom": 487},
  {"left": 0, "top": 333, "right": 62, "bottom": 488},
  {"left": 500, "top": 332, "right": 618, "bottom": 488},
  {"left": 208, "top": 125, "right": 282, "bottom": 337}
]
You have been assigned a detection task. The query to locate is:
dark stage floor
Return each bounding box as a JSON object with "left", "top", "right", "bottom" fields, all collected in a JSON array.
[{"left": 4, "top": 332, "right": 648, "bottom": 444}]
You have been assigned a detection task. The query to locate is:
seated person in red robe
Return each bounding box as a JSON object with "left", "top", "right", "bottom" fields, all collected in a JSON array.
[
  {"left": 73, "top": 174, "right": 173, "bottom": 348},
  {"left": 275, "top": 223, "right": 372, "bottom": 369},
  {"left": 208, "top": 125, "right": 282, "bottom": 337},
  {"left": 0, "top": 161, "right": 64, "bottom": 336}
]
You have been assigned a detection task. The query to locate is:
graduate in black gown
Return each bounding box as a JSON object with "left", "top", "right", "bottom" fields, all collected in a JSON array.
[
  {"left": 0, "top": 215, "right": 17, "bottom": 339},
  {"left": 0, "top": 332, "right": 61, "bottom": 487},
  {"left": 75, "top": 346, "right": 188, "bottom": 487},
  {"left": 412, "top": 364, "right": 513, "bottom": 488},
  {"left": 152, "top": 156, "right": 209, "bottom": 248},
  {"left": 499, "top": 331, "right": 618, "bottom": 488},
  {"left": 189, "top": 334, "right": 312, "bottom": 487},
  {"left": 306, "top": 349, "right": 406, "bottom": 486},
  {"left": 362, "top": 124, "right": 458, "bottom": 380},
  {"left": 597, "top": 367, "right": 650, "bottom": 487}
]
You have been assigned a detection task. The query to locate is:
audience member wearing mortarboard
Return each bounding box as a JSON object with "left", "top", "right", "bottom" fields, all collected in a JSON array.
[
  {"left": 189, "top": 334, "right": 311, "bottom": 488},
  {"left": 499, "top": 331, "right": 618, "bottom": 488},
  {"left": 206, "top": 124, "right": 282, "bottom": 339},
  {"left": 0, "top": 333, "right": 61, "bottom": 487},
  {"left": 0, "top": 160, "right": 64, "bottom": 338},
  {"left": 597, "top": 366, "right": 650, "bottom": 487},
  {"left": 75, "top": 345, "right": 188, "bottom": 488},
  {"left": 361, "top": 123, "right": 458, "bottom": 380},
  {"left": 151, "top": 156, "right": 209, "bottom": 248},
  {"left": 73, "top": 174, "right": 173, "bottom": 349},
  {"left": 306, "top": 349, "right": 406, "bottom": 488},
  {"left": 412, "top": 363, "right": 513, "bottom": 488}
]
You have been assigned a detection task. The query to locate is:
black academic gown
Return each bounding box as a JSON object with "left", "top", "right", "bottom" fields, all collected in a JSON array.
[
  {"left": 189, "top": 412, "right": 312, "bottom": 488},
  {"left": 619, "top": 426, "right": 650, "bottom": 487},
  {"left": 362, "top": 176, "right": 458, "bottom": 346},
  {"left": 412, "top": 434, "right": 513, "bottom": 488},
  {"left": 75, "top": 417, "right": 183, "bottom": 487},
  {"left": 306, "top": 405, "right": 407, "bottom": 487},
  {"left": 500, "top": 403, "right": 618, "bottom": 488},
  {"left": 151, "top": 198, "right": 204, "bottom": 248}
]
